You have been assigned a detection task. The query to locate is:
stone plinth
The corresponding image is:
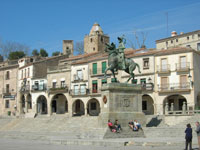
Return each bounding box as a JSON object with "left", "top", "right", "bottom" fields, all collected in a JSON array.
[{"left": 99, "top": 83, "right": 146, "bottom": 138}]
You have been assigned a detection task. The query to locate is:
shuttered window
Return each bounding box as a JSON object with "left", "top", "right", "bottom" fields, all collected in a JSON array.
[
  {"left": 102, "top": 61, "right": 106, "bottom": 73},
  {"left": 93, "top": 63, "right": 97, "bottom": 75}
]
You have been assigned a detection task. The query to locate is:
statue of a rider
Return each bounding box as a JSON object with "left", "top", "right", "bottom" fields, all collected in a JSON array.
[{"left": 117, "top": 35, "right": 126, "bottom": 70}]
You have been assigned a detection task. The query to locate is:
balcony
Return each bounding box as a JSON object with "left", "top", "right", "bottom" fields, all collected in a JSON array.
[
  {"left": 20, "top": 85, "right": 31, "bottom": 93},
  {"left": 88, "top": 88, "right": 101, "bottom": 95},
  {"left": 157, "top": 65, "right": 171, "bottom": 74},
  {"left": 158, "top": 82, "right": 190, "bottom": 93},
  {"left": 72, "top": 74, "right": 87, "bottom": 83},
  {"left": 70, "top": 88, "right": 89, "bottom": 96},
  {"left": 31, "top": 84, "right": 47, "bottom": 92},
  {"left": 48, "top": 84, "right": 68, "bottom": 93},
  {"left": 176, "top": 62, "right": 190, "bottom": 72},
  {"left": 142, "top": 83, "right": 154, "bottom": 91}
]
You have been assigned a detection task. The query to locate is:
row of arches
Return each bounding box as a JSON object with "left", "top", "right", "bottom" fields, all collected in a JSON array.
[{"left": 20, "top": 93, "right": 100, "bottom": 116}]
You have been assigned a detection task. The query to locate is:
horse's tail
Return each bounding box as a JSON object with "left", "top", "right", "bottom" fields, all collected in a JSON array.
[{"left": 136, "top": 63, "right": 141, "bottom": 73}]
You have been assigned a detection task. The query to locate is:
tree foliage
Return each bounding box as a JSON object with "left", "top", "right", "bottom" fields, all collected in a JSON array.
[
  {"left": 74, "top": 41, "right": 84, "bottom": 55},
  {"left": 0, "top": 40, "right": 29, "bottom": 58},
  {"left": 52, "top": 51, "right": 61, "bottom": 56},
  {"left": 32, "top": 49, "right": 39, "bottom": 56},
  {"left": 39, "top": 48, "right": 48, "bottom": 57},
  {"left": 8, "top": 51, "right": 26, "bottom": 60}
]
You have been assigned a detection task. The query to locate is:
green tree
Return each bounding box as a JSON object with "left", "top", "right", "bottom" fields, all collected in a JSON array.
[
  {"left": 52, "top": 51, "right": 61, "bottom": 56},
  {"left": 74, "top": 41, "right": 84, "bottom": 55},
  {"left": 39, "top": 48, "right": 48, "bottom": 57},
  {"left": 32, "top": 49, "right": 39, "bottom": 56},
  {"left": 8, "top": 51, "right": 26, "bottom": 60}
]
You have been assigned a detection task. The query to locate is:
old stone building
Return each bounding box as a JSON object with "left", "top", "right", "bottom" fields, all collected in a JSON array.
[
  {"left": 84, "top": 22, "right": 109, "bottom": 54},
  {"left": 0, "top": 60, "right": 18, "bottom": 116},
  {"left": 156, "top": 30, "right": 200, "bottom": 50}
]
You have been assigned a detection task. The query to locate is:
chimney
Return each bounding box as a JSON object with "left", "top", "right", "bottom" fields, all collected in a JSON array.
[{"left": 171, "top": 31, "right": 177, "bottom": 37}]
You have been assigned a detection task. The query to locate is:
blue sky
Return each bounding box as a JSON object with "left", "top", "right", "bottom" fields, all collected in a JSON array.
[{"left": 0, "top": 0, "right": 200, "bottom": 55}]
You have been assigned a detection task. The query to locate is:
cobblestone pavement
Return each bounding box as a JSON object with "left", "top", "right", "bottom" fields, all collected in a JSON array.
[{"left": 0, "top": 138, "right": 199, "bottom": 150}]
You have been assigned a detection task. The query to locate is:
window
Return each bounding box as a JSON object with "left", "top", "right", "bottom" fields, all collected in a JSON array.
[
  {"left": 102, "top": 79, "right": 107, "bottom": 86},
  {"left": 101, "top": 37, "right": 104, "bottom": 43},
  {"left": 61, "top": 81, "right": 65, "bottom": 88},
  {"left": 198, "top": 34, "right": 200, "bottom": 38},
  {"left": 143, "top": 58, "right": 149, "bottom": 69},
  {"left": 161, "top": 77, "right": 168, "bottom": 89},
  {"left": 52, "top": 82, "right": 56, "bottom": 88},
  {"left": 28, "top": 68, "right": 30, "bottom": 77},
  {"left": 132, "top": 79, "right": 137, "bottom": 84},
  {"left": 6, "top": 84, "right": 9, "bottom": 93},
  {"left": 166, "top": 41, "right": 168, "bottom": 47},
  {"left": 111, "top": 78, "right": 116, "bottom": 83},
  {"left": 171, "top": 40, "right": 173, "bottom": 44},
  {"left": 74, "top": 85, "right": 79, "bottom": 95},
  {"left": 92, "top": 63, "right": 97, "bottom": 75},
  {"left": 25, "top": 69, "right": 26, "bottom": 78},
  {"left": 92, "top": 80, "right": 98, "bottom": 93},
  {"left": 180, "top": 75, "right": 187, "bottom": 88},
  {"left": 102, "top": 61, "right": 107, "bottom": 73},
  {"left": 5, "top": 100, "right": 9, "bottom": 108},
  {"left": 91, "top": 102, "right": 97, "bottom": 110},
  {"left": 77, "top": 70, "right": 83, "bottom": 80},
  {"left": 90, "top": 38, "right": 93, "bottom": 43},
  {"left": 34, "top": 81, "right": 39, "bottom": 90},
  {"left": 176, "top": 39, "right": 178, "bottom": 42},
  {"left": 142, "top": 101, "right": 147, "bottom": 110},
  {"left": 187, "top": 36, "right": 189, "bottom": 40},
  {"left": 186, "top": 45, "right": 191, "bottom": 48},
  {"left": 140, "top": 78, "right": 146, "bottom": 85},
  {"left": 6, "top": 71, "right": 10, "bottom": 80},
  {"left": 80, "top": 84, "right": 86, "bottom": 94},
  {"left": 161, "top": 58, "right": 167, "bottom": 71},
  {"left": 180, "top": 56, "right": 186, "bottom": 69},
  {"left": 39, "top": 80, "right": 44, "bottom": 90},
  {"left": 21, "top": 70, "right": 23, "bottom": 79},
  {"left": 197, "top": 43, "right": 200, "bottom": 51},
  {"left": 93, "top": 47, "right": 95, "bottom": 51}
]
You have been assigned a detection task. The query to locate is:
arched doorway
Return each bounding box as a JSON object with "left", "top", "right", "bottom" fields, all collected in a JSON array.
[
  {"left": 51, "top": 94, "right": 68, "bottom": 114},
  {"left": 163, "top": 94, "right": 187, "bottom": 114},
  {"left": 37, "top": 95, "right": 47, "bottom": 114},
  {"left": 27, "top": 94, "right": 32, "bottom": 109},
  {"left": 72, "top": 99, "right": 85, "bottom": 116},
  {"left": 142, "top": 94, "right": 154, "bottom": 115},
  {"left": 87, "top": 98, "right": 100, "bottom": 116}
]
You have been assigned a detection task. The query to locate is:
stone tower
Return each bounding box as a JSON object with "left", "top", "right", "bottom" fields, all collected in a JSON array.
[
  {"left": 84, "top": 23, "right": 109, "bottom": 54},
  {"left": 63, "top": 40, "right": 73, "bottom": 57}
]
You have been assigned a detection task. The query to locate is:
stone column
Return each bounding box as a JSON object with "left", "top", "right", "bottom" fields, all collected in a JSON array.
[
  {"left": 170, "top": 103, "right": 174, "bottom": 114},
  {"left": 182, "top": 102, "right": 186, "bottom": 115},
  {"left": 165, "top": 102, "right": 169, "bottom": 115},
  {"left": 85, "top": 108, "right": 88, "bottom": 116}
]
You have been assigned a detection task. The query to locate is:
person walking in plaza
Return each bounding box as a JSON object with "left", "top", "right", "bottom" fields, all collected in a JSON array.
[
  {"left": 196, "top": 121, "right": 200, "bottom": 150},
  {"left": 185, "top": 123, "right": 192, "bottom": 150}
]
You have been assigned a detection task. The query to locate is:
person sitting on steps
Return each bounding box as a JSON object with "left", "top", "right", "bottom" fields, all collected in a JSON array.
[
  {"left": 108, "top": 120, "right": 117, "bottom": 133},
  {"left": 114, "top": 120, "right": 122, "bottom": 133},
  {"left": 133, "top": 120, "right": 142, "bottom": 131},
  {"left": 128, "top": 120, "right": 134, "bottom": 130}
]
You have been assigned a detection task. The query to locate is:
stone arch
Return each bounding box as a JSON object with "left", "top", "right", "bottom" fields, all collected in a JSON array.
[
  {"left": 163, "top": 94, "right": 187, "bottom": 114},
  {"left": 27, "top": 93, "right": 32, "bottom": 109},
  {"left": 51, "top": 93, "right": 68, "bottom": 114},
  {"left": 72, "top": 99, "right": 85, "bottom": 116},
  {"left": 142, "top": 94, "right": 154, "bottom": 115},
  {"left": 37, "top": 95, "right": 48, "bottom": 114},
  {"left": 86, "top": 98, "right": 100, "bottom": 116}
]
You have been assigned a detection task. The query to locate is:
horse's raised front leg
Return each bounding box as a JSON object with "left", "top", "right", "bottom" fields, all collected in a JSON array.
[{"left": 104, "top": 67, "right": 111, "bottom": 78}]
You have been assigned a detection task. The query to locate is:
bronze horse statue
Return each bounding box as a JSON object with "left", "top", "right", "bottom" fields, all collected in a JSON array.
[{"left": 104, "top": 42, "right": 141, "bottom": 83}]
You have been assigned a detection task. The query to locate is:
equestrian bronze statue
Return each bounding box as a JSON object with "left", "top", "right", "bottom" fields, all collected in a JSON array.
[{"left": 104, "top": 36, "right": 141, "bottom": 83}]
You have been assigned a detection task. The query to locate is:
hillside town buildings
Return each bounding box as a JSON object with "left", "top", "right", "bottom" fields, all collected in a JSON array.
[{"left": 0, "top": 23, "right": 200, "bottom": 118}]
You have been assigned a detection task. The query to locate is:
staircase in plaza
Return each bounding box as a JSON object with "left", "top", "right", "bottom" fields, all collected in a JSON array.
[{"left": 144, "top": 114, "right": 200, "bottom": 138}]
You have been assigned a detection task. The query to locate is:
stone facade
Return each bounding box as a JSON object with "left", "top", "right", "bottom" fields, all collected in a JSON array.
[
  {"left": 84, "top": 23, "right": 109, "bottom": 54},
  {"left": 156, "top": 30, "right": 200, "bottom": 50}
]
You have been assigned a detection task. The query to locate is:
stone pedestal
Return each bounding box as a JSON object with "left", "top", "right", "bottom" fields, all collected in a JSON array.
[{"left": 99, "top": 83, "right": 146, "bottom": 138}]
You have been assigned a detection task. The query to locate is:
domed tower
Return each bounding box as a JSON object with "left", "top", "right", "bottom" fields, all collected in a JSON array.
[{"left": 84, "top": 22, "right": 109, "bottom": 54}]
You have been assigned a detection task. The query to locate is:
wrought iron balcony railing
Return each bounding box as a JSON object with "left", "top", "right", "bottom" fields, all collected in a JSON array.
[
  {"left": 158, "top": 82, "right": 190, "bottom": 92},
  {"left": 176, "top": 62, "right": 190, "bottom": 72},
  {"left": 157, "top": 64, "right": 171, "bottom": 73}
]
